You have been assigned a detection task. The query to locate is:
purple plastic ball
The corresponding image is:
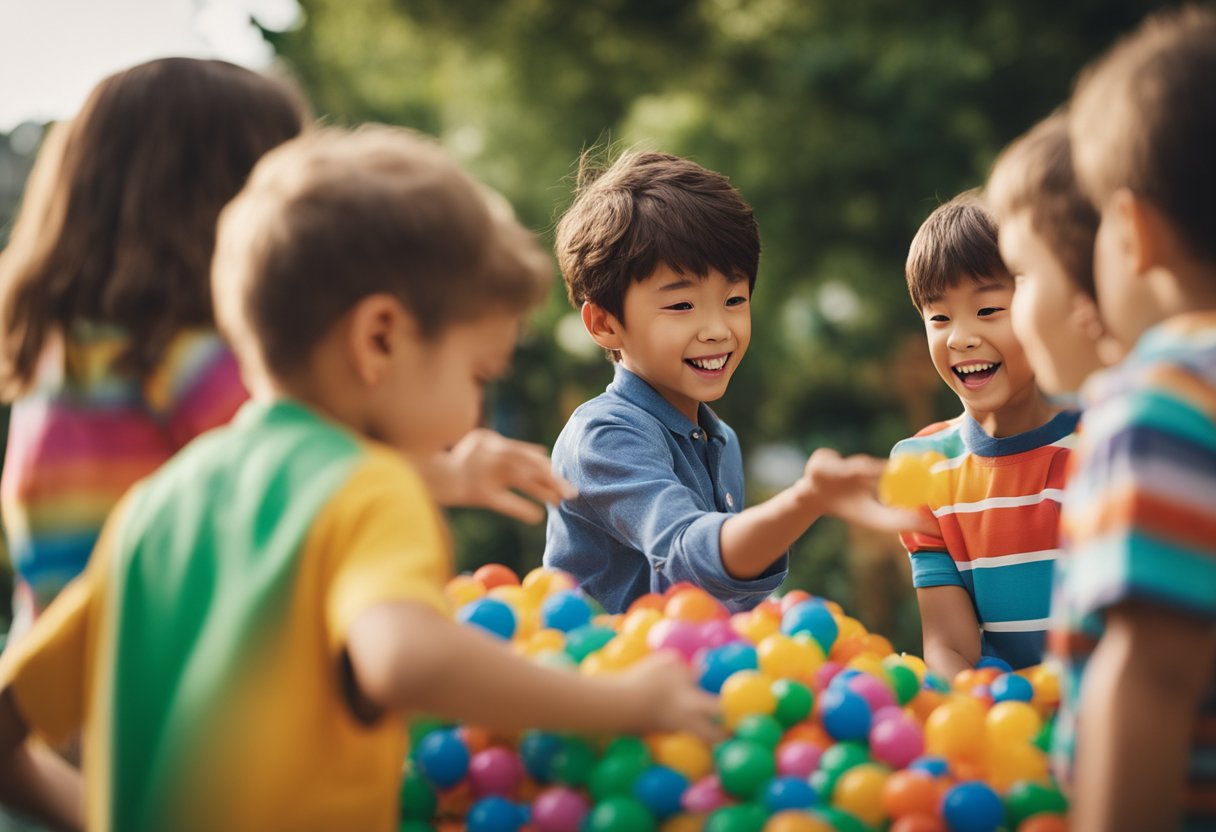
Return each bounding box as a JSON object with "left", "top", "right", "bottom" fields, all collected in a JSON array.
[
  {"left": 531, "top": 787, "right": 590, "bottom": 832},
  {"left": 469, "top": 747, "right": 525, "bottom": 798}
]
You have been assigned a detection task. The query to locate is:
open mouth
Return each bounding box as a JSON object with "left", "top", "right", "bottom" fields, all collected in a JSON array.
[
  {"left": 685, "top": 353, "right": 731, "bottom": 376},
  {"left": 953, "top": 361, "right": 1001, "bottom": 389}
]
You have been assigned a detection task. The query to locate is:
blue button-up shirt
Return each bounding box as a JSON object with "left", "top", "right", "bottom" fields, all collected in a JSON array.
[{"left": 544, "top": 365, "right": 788, "bottom": 614}]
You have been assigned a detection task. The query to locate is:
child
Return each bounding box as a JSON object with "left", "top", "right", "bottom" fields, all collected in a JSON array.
[
  {"left": 984, "top": 110, "right": 1120, "bottom": 397},
  {"left": 545, "top": 150, "right": 930, "bottom": 614},
  {"left": 1048, "top": 8, "right": 1216, "bottom": 829},
  {"left": 0, "top": 58, "right": 571, "bottom": 645},
  {"left": 0, "top": 126, "right": 720, "bottom": 831},
  {"left": 893, "top": 193, "right": 1079, "bottom": 676}
]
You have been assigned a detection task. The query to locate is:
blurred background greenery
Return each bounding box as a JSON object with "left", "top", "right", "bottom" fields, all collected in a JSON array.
[{"left": 0, "top": 0, "right": 1171, "bottom": 652}]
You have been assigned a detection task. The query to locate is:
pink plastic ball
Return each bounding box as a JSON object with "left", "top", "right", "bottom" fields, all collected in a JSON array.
[
  {"left": 847, "top": 673, "right": 898, "bottom": 713},
  {"left": 871, "top": 705, "right": 905, "bottom": 726},
  {"left": 699, "top": 618, "right": 742, "bottom": 649},
  {"left": 814, "top": 661, "right": 845, "bottom": 691},
  {"left": 468, "top": 747, "right": 524, "bottom": 797},
  {"left": 776, "top": 741, "right": 823, "bottom": 779},
  {"left": 531, "top": 786, "right": 590, "bottom": 832},
  {"left": 869, "top": 716, "right": 925, "bottom": 769},
  {"left": 647, "top": 619, "right": 705, "bottom": 663},
  {"left": 681, "top": 774, "right": 729, "bottom": 813}
]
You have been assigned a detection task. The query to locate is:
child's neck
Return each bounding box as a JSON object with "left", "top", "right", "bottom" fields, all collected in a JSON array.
[{"left": 966, "top": 389, "right": 1058, "bottom": 439}]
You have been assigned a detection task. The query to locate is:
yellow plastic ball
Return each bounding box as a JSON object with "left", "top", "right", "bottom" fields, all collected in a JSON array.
[
  {"left": 720, "top": 670, "right": 778, "bottom": 728},
  {"left": 925, "top": 696, "right": 986, "bottom": 760},
  {"left": 732, "top": 610, "right": 781, "bottom": 644},
  {"left": 986, "top": 700, "right": 1042, "bottom": 745},
  {"left": 757, "top": 633, "right": 825, "bottom": 680},
  {"left": 879, "top": 451, "right": 945, "bottom": 508},
  {"left": 985, "top": 741, "right": 1049, "bottom": 791},
  {"left": 621, "top": 607, "right": 663, "bottom": 640},
  {"left": 445, "top": 574, "right": 486, "bottom": 608},
  {"left": 764, "top": 811, "right": 836, "bottom": 832},
  {"left": 649, "top": 731, "right": 714, "bottom": 781},
  {"left": 832, "top": 763, "right": 891, "bottom": 826}
]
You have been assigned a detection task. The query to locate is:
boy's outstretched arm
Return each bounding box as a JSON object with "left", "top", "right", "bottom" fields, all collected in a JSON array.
[
  {"left": 1073, "top": 600, "right": 1216, "bottom": 832},
  {"left": 0, "top": 689, "right": 83, "bottom": 832},
  {"left": 916, "top": 586, "right": 982, "bottom": 679},
  {"left": 346, "top": 601, "right": 722, "bottom": 741},
  {"left": 719, "top": 448, "right": 936, "bottom": 580},
  {"left": 416, "top": 428, "right": 576, "bottom": 523}
]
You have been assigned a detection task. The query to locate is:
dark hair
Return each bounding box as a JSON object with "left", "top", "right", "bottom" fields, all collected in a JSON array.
[
  {"left": 1070, "top": 5, "right": 1216, "bottom": 267},
  {"left": 905, "top": 192, "right": 1008, "bottom": 310},
  {"left": 213, "top": 125, "right": 553, "bottom": 380},
  {"left": 986, "top": 111, "right": 1099, "bottom": 298},
  {"left": 0, "top": 58, "right": 307, "bottom": 398},
  {"left": 555, "top": 149, "right": 759, "bottom": 358}
]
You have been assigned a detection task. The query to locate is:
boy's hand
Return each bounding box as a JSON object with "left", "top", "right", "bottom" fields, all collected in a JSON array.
[
  {"left": 421, "top": 429, "right": 577, "bottom": 523},
  {"left": 619, "top": 653, "right": 724, "bottom": 743},
  {"left": 802, "top": 448, "right": 938, "bottom": 536}
]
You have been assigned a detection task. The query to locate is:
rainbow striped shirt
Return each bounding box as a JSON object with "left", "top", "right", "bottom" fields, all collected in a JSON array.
[
  {"left": 894, "top": 410, "right": 1079, "bottom": 669},
  {"left": 1049, "top": 312, "right": 1216, "bottom": 829},
  {"left": 1, "top": 324, "right": 246, "bottom": 639}
]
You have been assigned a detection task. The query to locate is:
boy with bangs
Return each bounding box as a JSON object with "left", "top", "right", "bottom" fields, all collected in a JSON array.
[
  {"left": 893, "top": 193, "right": 1079, "bottom": 677},
  {"left": 545, "top": 150, "right": 930, "bottom": 614},
  {"left": 0, "top": 127, "right": 721, "bottom": 831},
  {"left": 1047, "top": 8, "right": 1216, "bottom": 829}
]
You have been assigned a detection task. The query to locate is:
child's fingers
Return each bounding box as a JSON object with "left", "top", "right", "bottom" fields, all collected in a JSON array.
[
  {"left": 849, "top": 501, "right": 937, "bottom": 535},
  {"left": 482, "top": 490, "right": 547, "bottom": 524}
]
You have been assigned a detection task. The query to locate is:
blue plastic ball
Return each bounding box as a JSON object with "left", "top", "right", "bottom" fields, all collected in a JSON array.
[
  {"left": 989, "top": 672, "right": 1035, "bottom": 703},
  {"left": 467, "top": 796, "right": 526, "bottom": 832},
  {"left": 415, "top": 728, "right": 469, "bottom": 789},
  {"left": 975, "top": 656, "right": 1013, "bottom": 673},
  {"left": 762, "top": 775, "right": 818, "bottom": 813},
  {"left": 818, "top": 685, "right": 872, "bottom": 741},
  {"left": 780, "top": 600, "right": 839, "bottom": 653},
  {"left": 541, "top": 590, "right": 593, "bottom": 632},
  {"left": 632, "top": 764, "right": 688, "bottom": 819},
  {"left": 458, "top": 597, "right": 517, "bottom": 640},
  {"left": 698, "top": 642, "right": 758, "bottom": 693},
  {"left": 941, "top": 781, "right": 1005, "bottom": 832},
  {"left": 520, "top": 731, "right": 563, "bottom": 783},
  {"left": 907, "top": 755, "right": 950, "bottom": 778}
]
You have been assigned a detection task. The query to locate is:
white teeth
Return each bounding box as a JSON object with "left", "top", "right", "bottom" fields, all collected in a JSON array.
[
  {"left": 956, "top": 362, "right": 995, "bottom": 374},
  {"left": 690, "top": 355, "right": 728, "bottom": 371}
]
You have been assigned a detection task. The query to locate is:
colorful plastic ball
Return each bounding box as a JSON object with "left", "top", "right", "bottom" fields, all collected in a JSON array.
[
  {"left": 549, "top": 737, "right": 596, "bottom": 787},
  {"left": 780, "top": 600, "right": 839, "bottom": 654},
  {"left": 519, "top": 731, "right": 563, "bottom": 783},
  {"left": 633, "top": 765, "right": 689, "bottom": 819},
  {"left": 925, "top": 697, "right": 985, "bottom": 759},
  {"left": 885, "top": 663, "right": 922, "bottom": 705},
  {"left": 819, "top": 740, "right": 871, "bottom": 777},
  {"left": 907, "top": 755, "right": 950, "bottom": 778},
  {"left": 583, "top": 795, "right": 657, "bottom": 832},
  {"left": 811, "top": 807, "right": 872, "bottom": 832},
  {"left": 879, "top": 451, "right": 941, "bottom": 508},
  {"left": 846, "top": 671, "right": 898, "bottom": 713},
  {"left": 682, "top": 774, "right": 729, "bottom": 813},
  {"left": 466, "top": 796, "right": 526, "bottom": 832},
  {"left": 531, "top": 786, "right": 590, "bottom": 832},
  {"left": 986, "top": 700, "right": 1042, "bottom": 745},
  {"left": 975, "top": 656, "right": 1013, "bottom": 673},
  {"left": 762, "top": 776, "right": 818, "bottom": 813},
  {"left": 700, "top": 618, "right": 742, "bottom": 648},
  {"left": 990, "top": 673, "right": 1034, "bottom": 703},
  {"left": 540, "top": 590, "right": 593, "bottom": 632},
  {"left": 871, "top": 704, "right": 905, "bottom": 726},
  {"left": 716, "top": 739, "right": 776, "bottom": 800},
  {"left": 1016, "top": 814, "right": 1068, "bottom": 832},
  {"left": 757, "top": 633, "right": 824, "bottom": 679},
  {"left": 400, "top": 769, "right": 438, "bottom": 819},
  {"left": 473, "top": 563, "right": 520, "bottom": 590},
  {"left": 666, "top": 587, "right": 728, "bottom": 622},
  {"left": 699, "top": 643, "right": 759, "bottom": 693},
  {"left": 416, "top": 729, "right": 470, "bottom": 789},
  {"left": 721, "top": 671, "right": 778, "bottom": 728},
  {"left": 734, "top": 713, "right": 784, "bottom": 749},
  {"left": 705, "top": 804, "right": 768, "bottom": 832},
  {"left": 813, "top": 661, "right": 845, "bottom": 691},
  {"left": 833, "top": 763, "right": 891, "bottom": 826},
  {"left": 881, "top": 770, "right": 941, "bottom": 819},
  {"left": 870, "top": 715, "right": 925, "bottom": 768},
  {"left": 648, "top": 618, "right": 706, "bottom": 663},
  {"left": 564, "top": 624, "right": 616, "bottom": 663},
  {"left": 446, "top": 574, "right": 487, "bottom": 607},
  {"left": 399, "top": 821, "right": 436, "bottom": 832},
  {"left": 941, "top": 781, "right": 1005, "bottom": 832},
  {"left": 1003, "top": 781, "right": 1068, "bottom": 827},
  {"left": 457, "top": 597, "right": 517, "bottom": 640},
  {"left": 650, "top": 732, "right": 712, "bottom": 781},
  {"left": 771, "top": 678, "right": 813, "bottom": 726},
  {"left": 605, "top": 735, "right": 651, "bottom": 767},
  {"left": 818, "top": 684, "right": 872, "bottom": 741},
  {"left": 890, "top": 816, "right": 947, "bottom": 832},
  {"left": 590, "top": 753, "right": 649, "bottom": 801},
  {"left": 468, "top": 747, "right": 524, "bottom": 798},
  {"left": 775, "top": 740, "right": 822, "bottom": 779},
  {"left": 764, "top": 811, "right": 835, "bottom": 832}
]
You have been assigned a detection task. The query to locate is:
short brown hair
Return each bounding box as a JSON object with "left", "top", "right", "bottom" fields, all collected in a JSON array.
[
  {"left": 986, "top": 111, "right": 1099, "bottom": 298},
  {"left": 555, "top": 150, "right": 760, "bottom": 327},
  {"left": 213, "top": 125, "right": 553, "bottom": 380},
  {"left": 905, "top": 192, "right": 1008, "bottom": 310},
  {"left": 0, "top": 58, "right": 306, "bottom": 397},
  {"left": 1070, "top": 5, "right": 1216, "bottom": 267}
]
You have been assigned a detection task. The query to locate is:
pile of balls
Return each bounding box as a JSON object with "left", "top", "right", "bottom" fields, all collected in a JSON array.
[{"left": 400, "top": 564, "right": 1069, "bottom": 832}]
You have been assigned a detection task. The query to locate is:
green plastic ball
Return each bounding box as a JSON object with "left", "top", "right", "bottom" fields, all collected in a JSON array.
[
  {"left": 819, "top": 740, "right": 871, "bottom": 776},
  {"left": 590, "top": 754, "right": 649, "bottom": 801},
  {"left": 716, "top": 739, "right": 776, "bottom": 800},
  {"left": 551, "top": 737, "right": 597, "bottom": 787},
  {"left": 565, "top": 625, "right": 616, "bottom": 663},
  {"left": 1004, "top": 779, "right": 1069, "bottom": 826},
  {"left": 603, "top": 736, "right": 652, "bottom": 768},
  {"left": 885, "top": 664, "right": 921, "bottom": 706},
  {"left": 733, "top": 714, "right": 784, "bottom": 749},
  {"left": 814, "top": 806, "right": 873, "bottom": 832},
  {"left": 705, "top": 803, "right": 767, "bottom": 832},
  {"left": 398, "top": 770, "right": 437, "bottom": 820},
  {"left": 583, "top": 795, "right": 657, "bottom": 832},
  {"left": 771, "top": 679, "right": 813, "bottom": 726}
]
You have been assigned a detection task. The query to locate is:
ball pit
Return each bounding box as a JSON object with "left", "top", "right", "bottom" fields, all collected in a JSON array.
[{"left": 404, "top": 566, "right": 1071, "bottom": 831}]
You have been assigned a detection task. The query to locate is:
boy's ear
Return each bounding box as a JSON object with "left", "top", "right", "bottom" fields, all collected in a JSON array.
[
  {"left": 346, "top": 293, "right": 417, "bottom": 387},
  {"left": 1068, "top": 291, "right": 1124, "bottom": 367},
  {"left": 581, "top": 302, "right": 625, "bottom": 352},
  {"left": 1114, "top": 188, "right": 1169, "bottom": 277}
]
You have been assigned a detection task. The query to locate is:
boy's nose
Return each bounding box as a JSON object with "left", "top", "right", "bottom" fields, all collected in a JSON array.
[
  {"left": 947, "top": 325, "right": 981, "bottom": 350},
  {"left": 698, "top": 310, "right": 731, "bottom": 341}
]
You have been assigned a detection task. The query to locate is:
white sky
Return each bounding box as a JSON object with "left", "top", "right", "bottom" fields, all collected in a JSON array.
[{"left": 0, "top": 0, "right": 300, "bottom": 132}]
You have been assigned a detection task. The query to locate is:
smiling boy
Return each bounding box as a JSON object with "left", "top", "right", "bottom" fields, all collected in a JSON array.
[
  {"left": 544, "top": 150, "right": 929, "bottom": 614},
  {"left": 892, "top": 192, "right": 1079, "bottom": 676}
]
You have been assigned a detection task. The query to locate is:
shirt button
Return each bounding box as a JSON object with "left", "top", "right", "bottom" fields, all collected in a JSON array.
[
  {"left": 691, "top": 430, "right": 701, "bottom": 440},
  {"left": 725, "top": 492, "right": 735, "bottom": 508}
]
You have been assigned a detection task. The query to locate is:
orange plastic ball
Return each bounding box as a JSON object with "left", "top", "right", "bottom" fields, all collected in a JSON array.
[
  {"left": 445, "top": 574, "right": 487, "bottom": 608},
  {"left": 829, "top": 635, "right": 869, "bottom": 665},
  {"left": 627, "top": 593, "right": 667, "bottom": 614},
  {"left": 474, "top": 563, "right": 520, "bottom": 590},
  {"left": 1018, "top": 814, "right": 1069, "bottom": 832},
  {"left": 779, "top": 590, "right": 812, "bottom": 612},
  {"left": 666, "top": 587, "right": 728, "bottom": 622},
  {"left": 764, "top": 811, "right": 835, "bottom": 832},
  {"left": 925, "top": 697, "right": 986, "bottom": 760},
  {"left": 661, "top": 814, "right": 705, "bottom": 832},
  {"left": 881, "top": 770, "right": 942, "bottom": 819},
  {"left": 890, "top": 815, "right": 947, "bottom": 832}
]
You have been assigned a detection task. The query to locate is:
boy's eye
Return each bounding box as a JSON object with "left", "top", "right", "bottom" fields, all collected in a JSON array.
[
  {"left": 977, "top": 307, "right": 1004, "bottom": 317},
  {"left": 927, "top": 314, "right": 949, "bottom": 323},
  {"left": 725, "top": 295, "right": 748, "bottom": 307},
  {"left": 664, "top": 301, "right": 693, "bottom": 311}
]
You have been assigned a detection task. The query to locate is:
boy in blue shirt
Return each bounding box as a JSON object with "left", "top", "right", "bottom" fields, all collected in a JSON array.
[{"left": 544, "top": 150, "right": 930, "bottom": 614}]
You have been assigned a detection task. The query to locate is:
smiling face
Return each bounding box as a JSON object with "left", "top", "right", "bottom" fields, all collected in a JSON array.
[
  {"left": 920, "top": 274, "right": 1042, "bottom": 435},
  {"left": 611, "top": 263, "right": 751, "bottom": 422}
]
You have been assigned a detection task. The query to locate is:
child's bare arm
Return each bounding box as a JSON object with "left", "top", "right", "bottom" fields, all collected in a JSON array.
[
  {"left": 916, "top": 585, "right": 981, "bottom": 679},
  {"left": 1073, "top": 600, "right": 1216, "bottom": 832},
  {"left": 416, "top": 429, "right": 576, "bottom": 523},
  {"left": 0, "top": 689, "right": 83, "bottom": 832},
  {"left": 719, "top": 449, "right": 936, "bottom": 579},
  {"left": 345, "top": 601, "right": 722, "bottom": 740}
]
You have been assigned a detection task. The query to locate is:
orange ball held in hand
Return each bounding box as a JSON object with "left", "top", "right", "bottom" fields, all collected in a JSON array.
[{"left": 879, "top": 452, "right": 945, "bottom": 508}]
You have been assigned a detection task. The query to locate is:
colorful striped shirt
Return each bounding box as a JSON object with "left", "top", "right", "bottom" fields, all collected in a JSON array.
[
  {"left": 1, "top": 324, "right": 246, "bottom": 639},
  {"left": 1049, "top": 312, "right": 1216, "bottom": 830},
  {"left": 894, "top": 410, "right": 1079, "bottom": 669},
  {"left": 0, "top": 400, "right": 452, "bottom": 831}
]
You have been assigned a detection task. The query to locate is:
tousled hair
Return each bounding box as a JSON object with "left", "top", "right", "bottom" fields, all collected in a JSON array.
[
  {"left": 0, "top": 58, "right": 307, "bottom": 398},
  {"left": 213, "top": 125, "right": 553, "bottom": 380},
  {"left": 905, "top": 192, "right": 1008, "bottom": 310},
  {"left": 986, "top": 111, "right": 1099, "bottom": 298}
]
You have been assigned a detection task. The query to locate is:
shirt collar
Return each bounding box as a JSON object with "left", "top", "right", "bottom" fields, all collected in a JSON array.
[{"left": 608, "top": 364, "right": 728, "bottom": 442}]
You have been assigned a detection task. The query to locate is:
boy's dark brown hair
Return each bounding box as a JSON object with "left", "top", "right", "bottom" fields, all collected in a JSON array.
[
  {"left": 213, "top": 125, "right": 553, "bottom": 380},
  {"left": 0, "top": 58, "right": 307, "bottom": 398},
  {"left": 986, "top": 111, "right": 1100, "bottom": 298},
  {"left": 905, "top": 191, "right": 1009, "bottom": 310},
  {"left": 555, "top": 149, "right": 759, "bottom": 346},
  {"left": 1070, "top": 4, "right": 1216, "bottom": 267}
]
